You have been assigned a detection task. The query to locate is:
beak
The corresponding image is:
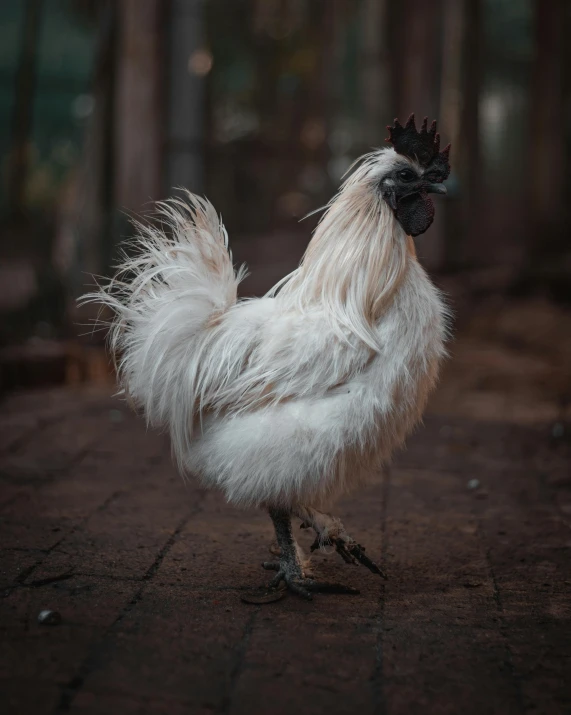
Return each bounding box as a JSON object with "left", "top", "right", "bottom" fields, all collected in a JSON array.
[{"left": 425, "top": 183, "right": 447, "bottom": 195}]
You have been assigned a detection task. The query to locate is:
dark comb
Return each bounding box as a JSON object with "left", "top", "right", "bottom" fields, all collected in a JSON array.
[{"left": 386, "top": 114, "right": 451, "bottom": 179}]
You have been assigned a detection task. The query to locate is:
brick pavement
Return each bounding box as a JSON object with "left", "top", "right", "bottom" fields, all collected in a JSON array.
[{"left": 1, "top": 386, "right": 570, "bottom": 714}]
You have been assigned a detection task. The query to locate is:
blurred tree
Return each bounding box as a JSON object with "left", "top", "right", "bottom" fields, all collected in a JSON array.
[
  {"left": 7, "top": 0, "right": 43, "bottom": 217},
  {"left": 439, "top": 0, "right": 464, "bottom": 159},
  {"left": 388, "top": 0, "right": 447, "bottom": 269},
  {"left": 439, "top": 0, "right": 465, "bottom": 267},
  {"left": 55, "top": 0, "right": 115, "bottom": 303},
  {"left": 165, "top": 0, "right": 206, "bottom": 195},
  {"left": 521, "top": 0, "right": 569, "bottom": 300},
  {"left": 388, "top": 0, "right": 442, "bottom": 121},
  {"left": 529, "top": 0, "right": 565, "bottom": 237},
  {"left": 459, "top": 0, "right": 483, "bottom": 265},
  {"left": 204, "top": 0, "right": 341, "bottom": 235},
  {"left": 359, "top": 0, "right": 390, "bottom": 147},
  {"left": 114, "top": 0, "right": 164, "bottom": 214},
  {"left": 71, "top": 0, "right": 165, "bottom": 330}
]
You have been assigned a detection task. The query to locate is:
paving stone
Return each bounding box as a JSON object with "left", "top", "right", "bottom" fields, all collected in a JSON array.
[
  {"left": 0, "top": 549, "right": 41, "bottom": 591},
  {"left": 72, "top": 586, "right": 253, "bottom": 712},
  {"left": 0, "top": 574, "right": 139, "bottom": 632},
  {"left": 0, "top": 386, "right": 569, "bottom": 715}
]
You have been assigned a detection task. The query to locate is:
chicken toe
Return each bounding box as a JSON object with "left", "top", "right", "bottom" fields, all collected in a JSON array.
[
  {"left": 295, "top": 506, "right": 387, "bottom": 579},
  {"left": 264, "top": 507, "right": 359, "bottom": 600}
]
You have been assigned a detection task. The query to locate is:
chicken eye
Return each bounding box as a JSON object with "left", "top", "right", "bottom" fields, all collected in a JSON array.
[{"left": 398, "top": 169, "right": 416, "bottom": 183}]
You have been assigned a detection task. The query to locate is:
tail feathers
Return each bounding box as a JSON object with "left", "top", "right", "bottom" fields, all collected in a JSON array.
[{"left": 83, "top": 192, "right": 245, "bottom": 467}]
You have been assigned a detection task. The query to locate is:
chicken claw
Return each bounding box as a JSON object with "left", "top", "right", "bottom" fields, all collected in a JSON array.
[
  {"left": 297, "top": 506, "right": 387, "bottom": 579},
  {"left": 261, "top": 561, "right": 359, "bottom": 600},
  {"left": 264, "top": 507, "right": 360, "bottom": 600},
  {"left": 310, "top": 534, "right": 387, "bottom": 578}
]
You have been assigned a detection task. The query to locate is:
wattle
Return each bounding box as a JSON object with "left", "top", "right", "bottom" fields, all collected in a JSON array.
[{"left": 395, "top": 191, "right": 435, "bottom": 237}]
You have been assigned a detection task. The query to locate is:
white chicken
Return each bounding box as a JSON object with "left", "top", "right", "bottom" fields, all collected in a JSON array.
[{"left": 91, "top": 115, "right": 451, "bottom": 599}]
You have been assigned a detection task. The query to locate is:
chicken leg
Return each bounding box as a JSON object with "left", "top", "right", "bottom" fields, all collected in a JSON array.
[
  {"left": 262, "top": 507, "right": 359, "bottom": 600},
  {"left": 294, "top": 506, "right": 387, "bottom": 579}
]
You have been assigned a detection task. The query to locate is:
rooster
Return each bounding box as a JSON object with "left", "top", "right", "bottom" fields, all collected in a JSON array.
[{"left": 90, "top": 115, "right": 451, "bottom": 599}]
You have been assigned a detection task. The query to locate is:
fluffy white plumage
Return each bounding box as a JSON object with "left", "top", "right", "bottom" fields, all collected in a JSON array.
[{"left": 88, "top": 148, "right": 448, "bottom": 512}]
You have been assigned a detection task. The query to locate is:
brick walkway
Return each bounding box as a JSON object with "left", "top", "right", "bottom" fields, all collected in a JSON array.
[{"left": 1, "top": 386, "right": 570, "bottom": 714}]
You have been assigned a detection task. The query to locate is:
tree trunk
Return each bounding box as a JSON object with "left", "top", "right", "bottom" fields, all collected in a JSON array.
[
  {"left": 529, "top": 0, "right": 566, "bottom": 244},
  {"left": 360, "top": 0, "right": 390, "bottom": 145},
  {"left": 165, "top": 0, "right": 206, "bottom": 195},
  {"left": 457, "top": 0, "right": 483, "bottom": 266},
  {"left": 388, "top": 0, "right": 446, "bottom": 270},
  {"left": 55, "top": 1, "right": 117, "bottom": 330},
  {"left": 115, "top": 0, "right": 164, "bottom": 213},
  {"left": 7, "top": 0, "right": 43, "bottom": 217},
  {"left": 438, "top": 0, "right": 465, "bottom": 269},
  {"left": 389, "top": 0, "right": 442, "bottom": 121}
]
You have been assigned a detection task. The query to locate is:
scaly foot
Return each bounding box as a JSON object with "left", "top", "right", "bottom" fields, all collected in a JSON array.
[
  {"left": 264, "top": 507, "right": 360, "bottom": 600},
  {"left": 261, "top": 560, "right": 358, "bottom": 600},
  {"left": 296, "top": 506, "right": 387, "bottom": 579}
]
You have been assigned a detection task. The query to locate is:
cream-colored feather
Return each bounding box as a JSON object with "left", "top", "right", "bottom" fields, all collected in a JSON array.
[{"left": 84, "top": 148, "right": 449, "bottom": 509}]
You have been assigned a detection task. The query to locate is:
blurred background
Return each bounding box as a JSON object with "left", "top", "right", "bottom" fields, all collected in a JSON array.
[{"left": 0, "top": 0, "right": 570, "bottom": 424}]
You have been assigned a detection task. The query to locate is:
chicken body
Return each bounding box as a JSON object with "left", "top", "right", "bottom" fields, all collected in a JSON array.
[
  {"left": 187, "top": 256, "right": 445, "bottom": 508},
  {"left": 96, "top": 146, "right": 448, "bottom": 598}
]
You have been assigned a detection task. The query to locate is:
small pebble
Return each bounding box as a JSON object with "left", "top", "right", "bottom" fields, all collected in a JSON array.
[
  {"left": 37, "top": 610, "right": 61, "bottom": 625},
  {"left": 467, "top": 479, "right": 480, "bottom": 490}
]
